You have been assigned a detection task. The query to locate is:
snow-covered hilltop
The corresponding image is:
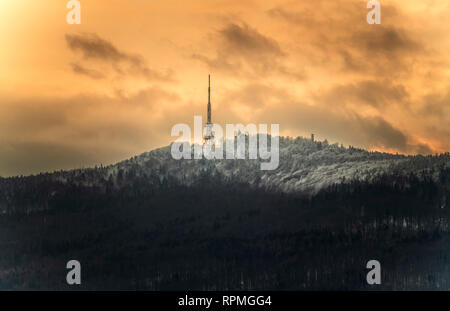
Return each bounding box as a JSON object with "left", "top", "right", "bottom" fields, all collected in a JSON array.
[
  {"left": 101, "top": 136, "right": 450, "bottom": 194},
  {"left": 1, "top": 135, "right": 449, "bottom": 214}
]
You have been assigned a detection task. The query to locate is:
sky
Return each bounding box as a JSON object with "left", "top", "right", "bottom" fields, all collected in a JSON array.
[{"left": 0, "top": 0, "right": 449, "bottom": 176}]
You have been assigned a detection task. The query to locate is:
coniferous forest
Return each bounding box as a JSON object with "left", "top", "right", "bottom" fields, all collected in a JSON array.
[{"left": 0, "top": 162, "right": 449, "bottom": 290}]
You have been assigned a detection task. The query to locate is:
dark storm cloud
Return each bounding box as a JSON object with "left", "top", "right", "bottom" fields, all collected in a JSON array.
[
  {"left": 65, "top": 33, "right": 174, "bottom": 81},
  {"left": 421, "top": 87, "right": 450, "bottom": 118},
  {"left": 0, "top": 87, "right": 181, "bottom": 176},
  {"left": 351, "top": 26, "right": 421, "bottom": 54},
  {"left": 317, "top": 80, "right": 409, "bottom": 108},
  {"left": 356, "top": 116, "right": 408, "bottom": 150},
  {"left": 71, "top": 62, "right": 105, "bottom": 79},
  {"left": 415, "top": 143, "right": 434, "bottom": 155},
  {"left": 0, "top": 141, "right": 101, "bottom": 177},
  {"left": 259, "top": 0, "right": 442, "bottom": 154},
  {"left": 218, "top": 23, "right": 284, "bottom": 57},
  {"left": 222, "top": 83, "right": 288, "bottom": 110},
  {"left": 66, "top": 33, "right": 128, "bottom": 61},
  {"left": 221, "top": 83, "right": 432, "bottom": 155},
  {"left": 267, "top": 2, "right": 423, "bottom": 76},
  {"left": 193, "top": 23, "right": 305, "bottom": 80}
]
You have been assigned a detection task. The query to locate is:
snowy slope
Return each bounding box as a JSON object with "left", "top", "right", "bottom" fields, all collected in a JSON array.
[{"left": 98, "top": 136, "right": 450, "bottom": 194}]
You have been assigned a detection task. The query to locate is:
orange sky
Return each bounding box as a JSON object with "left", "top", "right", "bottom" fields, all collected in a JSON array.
[{"left": 0, "top": 0, "right": 449, "bottom": 176}]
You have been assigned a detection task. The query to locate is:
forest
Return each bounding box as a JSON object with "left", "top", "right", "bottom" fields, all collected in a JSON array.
[{"left": 0, "top": 163, "right": 449, "bottom": 290}]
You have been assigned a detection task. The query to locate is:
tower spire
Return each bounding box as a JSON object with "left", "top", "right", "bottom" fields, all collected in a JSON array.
[
  {"left": 207, "top": 74, "right": 211, "bottom": 124},
  {"left": 204, "top": 75, "right": 214, "bottom": 144}
]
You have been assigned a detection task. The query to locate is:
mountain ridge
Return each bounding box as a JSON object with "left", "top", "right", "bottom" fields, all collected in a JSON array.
[
  {"left": 2, "top": 135, "right": 447, "bottom": 201},
  {"left": 105, "top": 135, "right": 450, "bottom": 192}
]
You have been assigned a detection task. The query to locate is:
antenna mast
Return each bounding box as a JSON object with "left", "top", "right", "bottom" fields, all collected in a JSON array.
[
  {"left": 207, "top": 74, "right": 211, "bottom": 124},
  {"left": 204, "top": 75, "right": 214, "bottom": 144}
]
